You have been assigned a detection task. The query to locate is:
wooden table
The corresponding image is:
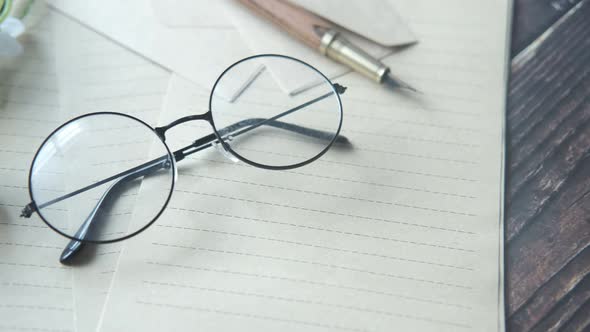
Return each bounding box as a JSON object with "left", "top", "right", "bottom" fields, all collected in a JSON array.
[{"left": 506, "top": 0, "right": 590, "bottom": 330}]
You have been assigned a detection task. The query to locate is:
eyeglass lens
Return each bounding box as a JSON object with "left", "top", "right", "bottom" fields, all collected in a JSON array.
[
  {"left": 210, "top": 55, "right": 342, "bottom": 168},
  {"left": 29, "top": 114, "right": 175, "bottom": 243}
]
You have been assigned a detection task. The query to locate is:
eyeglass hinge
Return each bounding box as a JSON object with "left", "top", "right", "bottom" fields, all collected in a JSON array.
[
  {"left": 173, "top": 150, "right": 185, "bottom": 162},
  {"left": 20, "top": 202, "right": 36, "bottom": 218},
  {"left": 333, "top": 83, "right": 347, "bottom": 95},
  {"left": 154, "top": 127, "right": 167, "bottom": 141}
]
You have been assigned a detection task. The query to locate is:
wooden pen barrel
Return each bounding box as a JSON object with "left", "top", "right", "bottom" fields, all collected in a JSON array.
[{"left": 236, "top": 0, "right": 333, "bottom": 50}]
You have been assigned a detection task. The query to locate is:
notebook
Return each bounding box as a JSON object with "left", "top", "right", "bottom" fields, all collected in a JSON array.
[
  {"left": 97, "top": 0, "right": 511, "bottom": 330},
  {"left": 0, "top": 0, "right": 510, "bottom": 330}
]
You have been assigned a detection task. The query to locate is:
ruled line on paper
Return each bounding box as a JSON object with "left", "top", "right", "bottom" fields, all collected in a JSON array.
[
  {"left": 177, "top": 180, "right": 478, "bottom": 218},
  {"left": 156, "top": 220, "right": 474, "bottom": 253},
  {"left": 151, "top": 241, "right": 474, "bottom": 271},
  {"left": 0, "top": 149, "right": 33, "bottom": 154},
  {"left": 141, "top": 262, "right": 475, "bottom": 328},
  {"left": 293, "top": 157, "right": 477, "bottom": 182},
  {"left": 160, "top": 138, "right": 479, "bottom": 183},
  {"left": 180, "top": 120, "right": 482, "bottom": 149},
  {"left": 0, "top": 100, "right": 60, "bottom": 107},
  {"left": 0, "top": 83, "right": 59, "bottom": 92},
  {"left": 0, "top": 115, "right": 60, "bottom": 123},
  {"left": 1, "top": 282, "right": 72, "bottom": 290},
  {"left": 0, "top": 242, "right": 63, "bottom": 250},
  {"left": 168, "top": 206, "right": 471, "bottom": 244},
  {"left": 141, "top": 279, "right": 472, "bottom": 310},
  {"left": 86, "top": 148, "right": 476, "bottom": 187},
  {"left": 137, "top": 299, "right": 472, "bottom": 330},
  {"left": 0, "top": 304, "right": 73, "bottom": 312},
  {"left": 137, "top": 300, "right": 368, "bottom": 332},
  {"left": 177, "top": 156, "right": 480, "bottom": 200},
  {"left": 97, "top": 0, "right": 509, "bottom": 328},
  {"left": 0, "top": 325, "right": 72, "bottom": 332},
  {"left": 340, "top": 129, "right": 481, "bottom": 147},
  {"left": 180, "top": 173, "right": 479, "bottom": 220},
  {"left": 0, "top": 221, "right": 47, "bottom": 230},
  {"left": 169, "top": 130, "right": 479, "bottom": 164},
  {"left": 77, "top": 62, "right": 159, "bottom": 71},
  {"left": 0, "top": 261, "right": 69, "bottom": 270},
  {"left": 49, "top": 9, "right": 174, "bottom": 332},
  {"left": 342, "top": 97, "right": 485, "bottom": 117},
  {"left": 0, "top": 134, "right": 46, "bottom": 140},
  {"left": 95, "top": 251, "right": 121, "bottom": 257},
  {"left": 78, "top": 76, "right": 167, "bottom": 86}
]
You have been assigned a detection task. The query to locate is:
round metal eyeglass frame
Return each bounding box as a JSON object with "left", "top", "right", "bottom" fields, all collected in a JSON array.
[
  {"left": 20, "top": 54, "right": 347, "bottom": 255},
  {"left": 0, "top": 0, "right": 11, "bottom": 24}
]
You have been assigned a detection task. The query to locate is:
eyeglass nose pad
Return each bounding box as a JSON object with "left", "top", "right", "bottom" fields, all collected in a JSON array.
[{"left": 213, "top": 136, "right": 240, "bottom": 163}]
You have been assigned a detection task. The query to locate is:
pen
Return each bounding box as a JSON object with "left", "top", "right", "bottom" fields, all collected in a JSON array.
[{"left": 237, "top": 0, "right": 418, "bottom": 92}]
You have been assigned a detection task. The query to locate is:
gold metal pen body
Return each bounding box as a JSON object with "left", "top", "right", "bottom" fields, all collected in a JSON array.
[{"left": 318, "top": 29, "right": 416, "bottom": 91}]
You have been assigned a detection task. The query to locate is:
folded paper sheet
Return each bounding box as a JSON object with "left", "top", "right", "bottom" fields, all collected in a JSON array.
[
  {"left": 48, "top": 0, "right": 251, "bottom": 92},
  {"left": 98, "top": 0, "right": 510, "bottom": 329},
  {"left": 152, "top": 0, "right": 416, "bottom": 46},
  {"left": 223, "top": 1, "right": 414, "bottom": 93},
  {"left": 49, "top": 0, "right": 416, "bottom": 95},
  {"left": 151, "top": 0, "right": 238, "bottom": 29},
  {"left": 53, "top": 14, "right": 171, "bottom": 332},
  {"left": 290, "top": 0, "right": 416, "bottom": 46}
]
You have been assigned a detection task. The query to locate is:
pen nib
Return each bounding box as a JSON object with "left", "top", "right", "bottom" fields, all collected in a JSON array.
[{"left": 382, "top": 73, "right": 421, "bottom": 94}]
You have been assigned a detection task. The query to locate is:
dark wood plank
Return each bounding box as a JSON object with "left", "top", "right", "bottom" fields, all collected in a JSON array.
[
  {"left": 511, "top": 0, "right": 583, "bottom": 54},
  {"left": 508, "top": 248, "right": 590, "bottom": 331},
  {"left": 530, "top": 274, "right": 590, "bottom": 332},
  {"left": 505, "top": 0, "right": 590, "bottom": 330},
  {"left": 560, "top": 298, "right": 590, "bottom": 332}
]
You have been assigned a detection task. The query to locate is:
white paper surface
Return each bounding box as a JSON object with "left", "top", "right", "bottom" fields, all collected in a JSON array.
[
  {"left": 291, "top": 0, "right": 416, "bottom": 46},
  {"left": 48, "top": 0, "right": 251, "bottom": 92},
  {"left": 0, "top": 13, "right": 75, "bottom": 332},
  {"left": 0, "top": 0, "right": 509, "bottom": 330},
  {"left": 52, "top": 13, "right": 172, "bottom": 332},
  {"left": 224, "top": 1, "right": 400, "bottom": 93},
  {"left": 153, "top": 0, "right": 416, "bottom": 46},
  {"left": 98, "top": 0, "right": 510, "bottom": 329},
  {"left": 151, "top": 0, "right": 234, "bottom": 28}
]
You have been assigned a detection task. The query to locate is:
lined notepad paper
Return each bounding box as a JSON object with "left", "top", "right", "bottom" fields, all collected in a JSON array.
[
  {"left": 97, "top": 0, "right": 510, "bottom": 327},
  {"left": 53, "top": 14, "right": 171, "bottom": 332},
  {"left": 0, "top": 0, "right": 510, "bottom": 330},
  {"left": 0, "top": 14, "right": 75, "bottom": 332}
]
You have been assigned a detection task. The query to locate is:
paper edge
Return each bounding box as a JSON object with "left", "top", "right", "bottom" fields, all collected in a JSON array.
[{"left": 497, "top": 0, "right": 514, "bottom": 331}]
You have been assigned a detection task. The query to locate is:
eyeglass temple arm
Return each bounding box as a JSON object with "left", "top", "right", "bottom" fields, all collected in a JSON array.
[
  {"left": 224, "top": 118, "right": 348, "bottom": 143},
  {"left": 218, "top": 84, "right": 347, "bottom": 142},
  {"left": 176, "top": 85, "right": 349, "bottom": 161},
  {"left": 59, "top": 159, "right": 170, "bottom": 263},
  {"left": 58, "top": 117, "right": 345, "bottom": 262},
  {"left": 59, "top": 178, "right": 123, "bottom": 263}
]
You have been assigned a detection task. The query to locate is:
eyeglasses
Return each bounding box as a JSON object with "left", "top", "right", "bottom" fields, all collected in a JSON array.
[{"left": 20, "top": 54, "right": 346, "bottom": 262}]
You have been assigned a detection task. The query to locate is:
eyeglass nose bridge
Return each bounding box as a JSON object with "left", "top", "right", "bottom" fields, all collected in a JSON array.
[
  {"left": 153, "top": 110, "right": 239, "bottom": 164},
  {"left": 154, "top": 110, "right": 213, "bottom": 142}
]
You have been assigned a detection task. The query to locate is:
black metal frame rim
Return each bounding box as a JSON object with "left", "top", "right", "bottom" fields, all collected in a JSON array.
[
  {"left": 0, "top": 0, "right": 11, "bottom": 23},
  {"left": 26, "top": 111, "right": 177, "bottom": 244},
  {"left": 208, "top": 54, "right": 344, "bottom": 171}
]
